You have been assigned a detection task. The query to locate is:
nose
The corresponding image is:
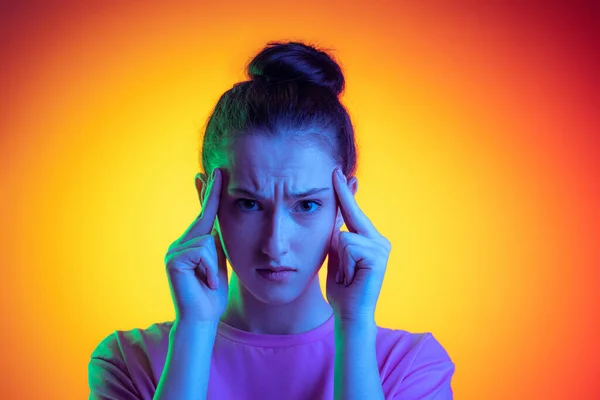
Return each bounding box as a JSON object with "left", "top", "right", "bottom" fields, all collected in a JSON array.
[{"left": 261, "top": 208, "right": 290, "bottom": 260}]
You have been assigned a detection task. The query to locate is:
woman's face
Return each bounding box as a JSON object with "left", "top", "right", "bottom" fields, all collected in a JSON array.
[{"left": 212, "top": 135, "right": 348, "bottom": 305}]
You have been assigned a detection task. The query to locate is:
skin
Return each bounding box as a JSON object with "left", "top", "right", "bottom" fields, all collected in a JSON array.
[{"left": 195, "top": 134, "right": 358, "bottom": 335}]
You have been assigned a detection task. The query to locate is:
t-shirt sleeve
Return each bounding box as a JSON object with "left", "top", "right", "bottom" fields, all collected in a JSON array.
[
  {"left": 379, "top": 331, "right": 454, "bottom": 400},
  {"left": 392, "top": 333, "right": 455, "bottom": 399},
  {"left": 88, "top": 332, "right": 142, "bottom": 400}
]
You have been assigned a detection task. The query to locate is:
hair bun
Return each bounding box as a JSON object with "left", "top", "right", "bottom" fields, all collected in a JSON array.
[{"left": 247, "top": 41, "right": 345, "bottom": 96}]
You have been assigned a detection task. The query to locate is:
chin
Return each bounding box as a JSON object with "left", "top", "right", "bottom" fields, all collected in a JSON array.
[{"left": 246, "top": 280, "right": 303, "bottom": 306}]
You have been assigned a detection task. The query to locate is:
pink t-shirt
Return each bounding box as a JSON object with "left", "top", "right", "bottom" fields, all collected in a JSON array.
[{"left": 88, "top": 314, "right": 454, "bottom": 399}]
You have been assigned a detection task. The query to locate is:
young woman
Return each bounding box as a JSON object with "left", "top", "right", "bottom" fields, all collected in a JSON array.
[{"left": 88, "top": 41, "right": 455, "bottom": 400}]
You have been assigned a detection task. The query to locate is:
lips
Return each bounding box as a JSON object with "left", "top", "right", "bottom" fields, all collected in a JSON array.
[{"left": 259, "top": 266, "right": 296, "bottom": 272}]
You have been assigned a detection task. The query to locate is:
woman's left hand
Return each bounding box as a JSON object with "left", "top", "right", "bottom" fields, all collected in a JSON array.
[{"left": 326, "top": 168, "right": 392, "bottom": 323}]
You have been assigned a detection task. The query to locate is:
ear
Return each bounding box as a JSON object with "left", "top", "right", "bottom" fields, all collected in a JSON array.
[
  {"left": 195, "top": 172, "right": 208, "bottom": 205},
  {"left": 335, "top": 175, "right": 358, "bottom": 229}
]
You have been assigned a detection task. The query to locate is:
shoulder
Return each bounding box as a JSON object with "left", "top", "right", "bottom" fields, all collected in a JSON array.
[
  {"left": 90, "top": 320, "right": 174, "bottom": 362},
  {"left": 88, "top": 321, "right": 174, "bottom": 399},
  {"left": 376, "top": 326, "right": 452, "bottom": 363},
  {"left": 376, "top": 326, "right": 455, "bottom": 398}
]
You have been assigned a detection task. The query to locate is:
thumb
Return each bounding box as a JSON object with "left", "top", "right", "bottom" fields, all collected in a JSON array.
[
  {"left": 326, "top": 228, "right": 341, "bottom": 284},
  {"left": 211, "top": 225, "right": 228, "bottom": 280}
]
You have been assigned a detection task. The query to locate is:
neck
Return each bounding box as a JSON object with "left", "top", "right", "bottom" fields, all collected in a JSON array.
[{"left": 220, "top": 273, "right": 334, "bottom": 335}]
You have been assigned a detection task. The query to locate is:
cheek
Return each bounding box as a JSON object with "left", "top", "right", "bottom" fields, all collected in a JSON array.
[
  {"left": 295, "top": 216, "right": 335, "bottom": 257},
  {"left": 216, "top": 208, "right": 254, "bottom": 263}
]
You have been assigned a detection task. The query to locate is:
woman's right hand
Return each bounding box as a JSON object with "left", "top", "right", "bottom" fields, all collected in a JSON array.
[{"left": 164, "top": 168, "right": 229, "bottom": 325}]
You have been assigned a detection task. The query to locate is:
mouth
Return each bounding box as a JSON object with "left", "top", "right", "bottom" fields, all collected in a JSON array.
[
  {"left": 256, "top": 267, "right": 297, "bottom": 282},
  {"left": 257, "top": 267, "right": 297, "bottom": 272}
]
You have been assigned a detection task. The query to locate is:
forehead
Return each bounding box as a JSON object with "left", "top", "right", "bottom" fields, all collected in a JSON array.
[{"left": 228, "top": 135, "right": 336, "bottom": 189}]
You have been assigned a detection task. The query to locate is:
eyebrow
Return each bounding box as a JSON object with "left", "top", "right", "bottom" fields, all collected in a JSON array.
[{"left": 229, "top": 187, "right": 330, "bottom": 200}]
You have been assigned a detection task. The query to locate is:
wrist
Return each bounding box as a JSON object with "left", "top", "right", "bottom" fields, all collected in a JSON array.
[
  {"left": 334, "top": 313, "right": 375, "bottom": 328},
  {"left": 334, "top": 315, "right": 377, "bottom": 338},
  {"left": 173, "top": 318, "right": 219, "bottom": 336}
]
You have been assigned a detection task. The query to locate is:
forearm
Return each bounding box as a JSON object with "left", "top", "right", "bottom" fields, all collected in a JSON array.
[
  {"left": 153, "top": 320, "right": 218, "bottom": 400},
  {"left": 334, "top": 317, "right": 385, "bottom": 400}
]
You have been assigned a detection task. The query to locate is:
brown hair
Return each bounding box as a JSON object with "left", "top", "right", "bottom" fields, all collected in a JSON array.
[{"left": 199, "top": 41, "right": 358, "bottom": 187}]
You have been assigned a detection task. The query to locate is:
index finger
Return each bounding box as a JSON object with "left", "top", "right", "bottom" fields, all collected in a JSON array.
[
  {"left": 332, "top": 168, "right": 378, "bottom": 237},
  {"left": 180, "top": 168, "right": 222, "bottom": 242}
]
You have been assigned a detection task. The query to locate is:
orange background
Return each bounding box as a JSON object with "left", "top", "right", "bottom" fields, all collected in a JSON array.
[{"left": 1, "top": 1, "right": 599, "bottom": 399}]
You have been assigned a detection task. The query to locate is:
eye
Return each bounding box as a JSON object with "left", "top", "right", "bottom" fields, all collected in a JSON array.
[
  {"left": 236, "top": 199, "right": 260, "bottom": 211},
  {"left": 234, "top": 199, "right": 323, "bottom": 214},
  {"left": 295, "top": 200, "right": 322, "bottom": 213}
]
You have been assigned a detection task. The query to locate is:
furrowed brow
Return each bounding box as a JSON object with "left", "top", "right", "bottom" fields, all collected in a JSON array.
[{"left": 229, "top": 187, "right": 330, "bottom": 200}]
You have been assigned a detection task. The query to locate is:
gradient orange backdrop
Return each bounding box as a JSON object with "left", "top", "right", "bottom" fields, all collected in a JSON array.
[{"left": 1, "top": 1, "right": 599, "bottom": 399}]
